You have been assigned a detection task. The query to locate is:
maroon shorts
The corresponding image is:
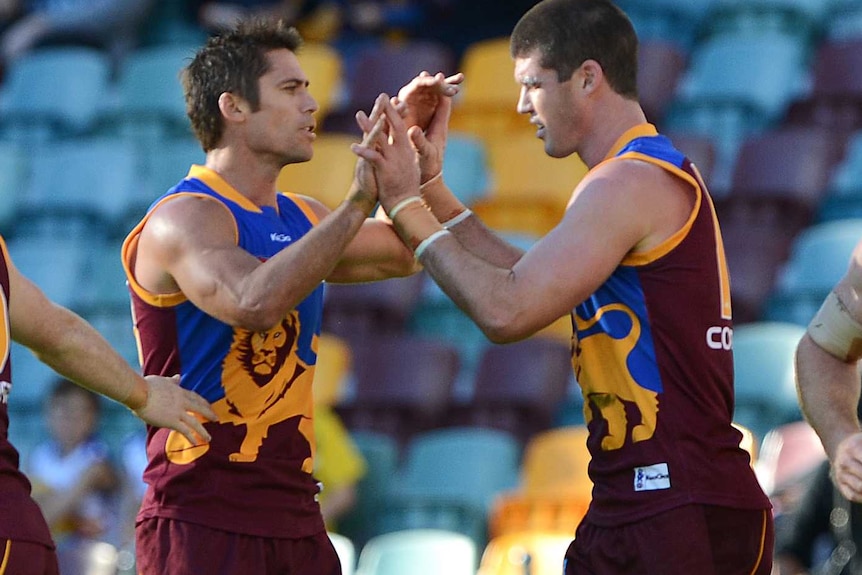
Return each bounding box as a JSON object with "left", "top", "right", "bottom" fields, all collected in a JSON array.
[
  {"left": 136, "top": 517, "right": 341, "bottom": 575},
  {"left": 0, "top": 539, "right": 59, "bottom": 575},
  {"left": 564, "top": 504, "right": 773, "bottom": 575}
]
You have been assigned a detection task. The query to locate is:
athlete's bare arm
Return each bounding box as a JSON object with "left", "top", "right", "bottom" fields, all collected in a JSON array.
[
  {"left": 797, "top": 240, "right": 862, "bottom": 501},
  {"left": 7, "top": 251, "right": 215, "bottom": 444},
  {"left": 354, "top": 99, "right": 694, "bottom": 342}
]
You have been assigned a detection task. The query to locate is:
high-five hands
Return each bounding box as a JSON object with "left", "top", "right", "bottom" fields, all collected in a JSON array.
[{"left": 351, "top": 95, "right": 421, "bottom": 212}]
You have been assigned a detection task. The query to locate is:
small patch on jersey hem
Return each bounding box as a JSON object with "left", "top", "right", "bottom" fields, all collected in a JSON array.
[{"left": 634, "top": 463, "right": 671, "bottom": 491}]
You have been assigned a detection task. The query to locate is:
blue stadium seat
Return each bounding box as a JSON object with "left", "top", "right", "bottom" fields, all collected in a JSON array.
[
  {"left": 18, "top": 138, "right": 140, "bottom": 235},
  {"left": 378, "top": 427, "right": 521, "bottom": 549},
  {"left": 764, "top": 218, "right": 862, "bottom": 325},
  {"left": 732, "top": 321, "right": 806, "bottom": 443},
  {"left": 664, "top": 32, "right": 808, "bottom": 194},
  {"left": 0, "top": 46, "right": 112, "bottom": 146}
]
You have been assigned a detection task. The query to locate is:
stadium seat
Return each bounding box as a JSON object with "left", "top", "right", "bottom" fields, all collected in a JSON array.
[
  {"left": 637, "top": 40, "right": 687, "bottom": 125},
  {"left": 337, "top": 430, "right": 400, "bottom": 549},
  {"left": 473, "top": 134, "right": 588, "bottom": 236},
  {"left": 664, "top": 32, "right": 808, "bottom": 193},
  {"left": 764, "top": 218, "right": 862, "bottom": 325},
  {"left": 322, "top": 273, "right": 425, "bottom": 345},
  {"left": 0, "top": 46, "right": 112, "bottom": 145},
  {"left": 408, "top": 274, "right": 491, "bottom": 400},
  {"left": 379, "top": 427, "right": 521, "bottom": 548},
  {"left": 477, "top": 531, "right": 572, "bottom": 575},
  {"left": 323, "top": 39, "right": 455, "bottom": 135},
  {"left": 449, "top": 37, "right": 533, "bottom": 142},
  {"left": 449, "top": 338, "right": 574, "bottom": 444},
  {"left": 109, "top": 44, "right": 197, "bottom": 144},
  {"left": 328, "top": 532, "right": 356, "bottom": 575},
  {"left": 731, "top": 322, "right": 806, "bottom": 442},
  {"left": 298, "top": 42, "right": 344, "bottom": 120},
  {"left": 0, "top": 142, "right": 29, "bottom": 232},
  {"left": 818, "top": 130, "right": 862, "bottom": 221},
  {"left": 139, "top": 137, "right": 207, "bottom": 222},
  {"left": 488, "top": 426, "right": 592, "bottom": 538},
  {"left": 614, "top": 0, "right": 713, "bottom": 50},
  {"left": 277, "top": 133, "right": 359, "bottom": 209},
  {"left": 18, "top": 138, "right": 140, "bottom": 235},
  {"left": 355, "top": 529, "right": 477, "bottom": 575},
  {"left": 704, "top": 0, "right": 828, "bottom": 43},
  {"left": 784, "top": 38, "right": 862, "bottom": 137},
  {"left": 335, "top": 335, "right": 460, "bottom": 440},
  {"left": 442, "top": 132, "right": 491, "bottom": 207}
]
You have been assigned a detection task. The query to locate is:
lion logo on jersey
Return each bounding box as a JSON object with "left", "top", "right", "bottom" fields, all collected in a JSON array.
[
  {"left": 575, "top": 303, "right": 660, "bottom": 451},
  {"left": 165, "top": 311, "right": 315, "bottom": 467}
]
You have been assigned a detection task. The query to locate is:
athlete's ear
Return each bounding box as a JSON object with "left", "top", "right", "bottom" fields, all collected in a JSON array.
[
  {"left": 579, "top": 60, "right": 603, "bottom": 94},
  {"left": 218, "top": 92, "right": 249, "bottom": 123}
]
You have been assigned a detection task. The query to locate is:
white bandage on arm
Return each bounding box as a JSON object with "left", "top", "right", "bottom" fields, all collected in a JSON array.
[{"left": 808, "top": 291, "right": 862, "bottom": 362}]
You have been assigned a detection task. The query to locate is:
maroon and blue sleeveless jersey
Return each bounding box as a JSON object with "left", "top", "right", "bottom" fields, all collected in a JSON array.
[
  {"left": 573, "top": 124, "right": 770, "bottom": 526},
  {"left": 122, "top": 166, "right": 326, "bottom": 538},
  {"left": 0, "top": 236, "right": 54, "bottom": 547}
]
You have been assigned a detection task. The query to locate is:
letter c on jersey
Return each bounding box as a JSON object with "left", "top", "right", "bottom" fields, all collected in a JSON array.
[{"left": 706, "top": 326, "right": 733, "bottom": 350}]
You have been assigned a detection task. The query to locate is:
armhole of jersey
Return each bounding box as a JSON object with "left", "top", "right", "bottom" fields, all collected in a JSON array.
[
  {"left": 283, "top": 192, "right": 321, "bottom": 226},
  {"left": 121, "top": 192, "right": 240, "bottom": 308},
  {"left": 612, "top": 151, "right": 703, "bottom": 267}
]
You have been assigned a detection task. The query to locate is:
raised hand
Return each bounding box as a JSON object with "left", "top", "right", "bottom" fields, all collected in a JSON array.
[
  {"left": 351, "top": 94, "right": 421, "bottom": 210},
  {"left": 396, "top": 71, "right": 464, "bottom": 131},
  {"left": 134, "top": 375, "right": 217, "bottom": 446}
]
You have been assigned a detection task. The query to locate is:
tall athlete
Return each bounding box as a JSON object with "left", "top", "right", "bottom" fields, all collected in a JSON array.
[
  {"left": 0, "top": 234, "right": 214, "bottom": 575},
  {"left": 353, "top": 0, "right": 774, "bottom": 572},
  {"left": 121, "top": 18, "right": 457, "bottom": 575}
]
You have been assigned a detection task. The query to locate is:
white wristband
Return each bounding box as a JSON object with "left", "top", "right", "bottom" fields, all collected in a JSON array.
[
  {"left": 388, "top": 196, "right": 423, "bottom": 220},
  {"left": 442, "top": 208, "right": 473, "bottom": 229},
  {"left": 414, "top": 229, "right": 451, "bottom": 259},
  {"left": 420, "top": 172, "right": 442, "bottom": 190}
]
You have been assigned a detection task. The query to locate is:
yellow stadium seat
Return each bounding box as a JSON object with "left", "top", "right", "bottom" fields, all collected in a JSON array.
[
  {"left": 298, "top": 42, "right": 344, "bottom": 119},
  {"left": 473, "top": 135, "right": 589, "bottom": 235},
  {"left": 487, "top": 426, "right": 592, "bottom": 538},
  {"left": 277, "top": 133, "right": 359, "bottom": 209},
  {"left": 450, "top": 37, "right": 532, "bottom": 141},
  {"left": 477, "top": 531, "right": 572, "bottom": 575}
]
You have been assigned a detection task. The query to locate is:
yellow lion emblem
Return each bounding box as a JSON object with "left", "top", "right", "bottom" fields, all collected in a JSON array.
[
  {"left": 166, "top": 311, "right": 316, "bottom": 469},
  {"left": 575, "top": 303, "right": 659, "bottom": 451}
]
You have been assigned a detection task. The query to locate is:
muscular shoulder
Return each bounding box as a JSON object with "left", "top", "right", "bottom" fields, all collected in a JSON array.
[{"left": 571, "top": 158, "right": 694, "bottom": 251}]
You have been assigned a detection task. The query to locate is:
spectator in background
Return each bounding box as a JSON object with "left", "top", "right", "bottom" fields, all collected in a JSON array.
[
  {"left": 0, "top": 0, "right": 154, "bottom": 66},
  {"left": 25, "top": 379, "right": 121, "bottom": 574}
]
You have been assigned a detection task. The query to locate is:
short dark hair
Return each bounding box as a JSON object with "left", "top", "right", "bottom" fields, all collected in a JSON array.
[
  {"left": 183, "top": 18, "right": 304, "bottom": 151},
  {"left": 510, "top": 0, "right": 638, "bottom": 98}
]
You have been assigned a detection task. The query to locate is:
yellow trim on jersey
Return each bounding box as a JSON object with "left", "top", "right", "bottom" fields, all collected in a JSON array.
[
  {"left": 602, "top": 123, "right": 659, "bottom": 161},
  {"left": 611, "top": 151, "right": 702, "bottom": 266},
  {"left": 0, "top": 539, "right": 10, "bottom": 574},
  {"left": 188, "top": 165, "right": 264, "bottom": 214},
  {"left": 283, "top": 192, "right": 320, "bottom": 226},
  {"left": 122, "top": 192, "right": 240, "bottom": 308}
]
